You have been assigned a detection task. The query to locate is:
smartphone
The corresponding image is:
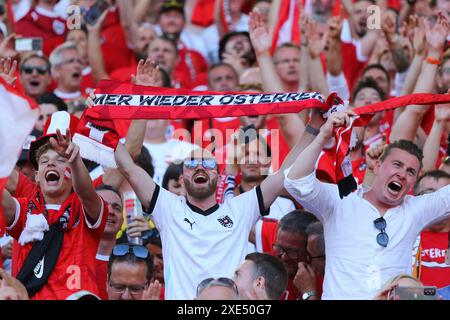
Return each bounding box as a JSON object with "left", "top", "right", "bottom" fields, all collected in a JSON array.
[
  {"left": 83, "top": 0, "right": 109, "bottom": 25},
  {"left": 392, "top": 286, "right": 438, "bottom": 300},
  {"left": 15, "top": 38, "right": 43, "bottom": 52}
]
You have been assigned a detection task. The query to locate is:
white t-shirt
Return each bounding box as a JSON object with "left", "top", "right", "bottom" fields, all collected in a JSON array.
[
  {"left": 201, "top": 14, "right": 249, "bottom": 64},
  {"left": 147, "top": 184, "right": 267, "bottom": 300},
  {"left": 284, "top": 169, "right": 450, "bottom": 300},
  {"left": 143, "top": 139, "right": 199, "bottom": 185}
]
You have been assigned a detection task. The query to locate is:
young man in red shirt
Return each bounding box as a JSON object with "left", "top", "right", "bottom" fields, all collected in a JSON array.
[{"left": 1, "top": 111, "right": 108, "bottom": 300}]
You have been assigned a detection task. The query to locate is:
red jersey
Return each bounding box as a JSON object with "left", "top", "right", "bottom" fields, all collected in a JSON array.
[
  {"left": 418, "top": 231, "right": 450, "bottom": 289},
  {"left": 8, "top": 193, "right": 108, "bottom": 300},
  {"left": 14, "top": 171, "right": 37, "bottom": 199},
  {"left": 174, "top": 48, "right": 208, "bottom": 89},
  {"left": 95, "top": 255, "right": 109, "bottom": 300},
  {"left": 14, "top": 6, "right": 67, "bottom": 57},
  {"left": 100, "top": 8, "right": 135, "bottom": 74}
]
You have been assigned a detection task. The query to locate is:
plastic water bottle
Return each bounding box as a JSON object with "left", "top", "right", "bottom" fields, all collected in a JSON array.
[{"left": 123, "top": 191, "right": 143, "bottom": 245}]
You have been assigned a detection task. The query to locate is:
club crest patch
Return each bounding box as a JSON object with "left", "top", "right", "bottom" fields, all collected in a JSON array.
[{"left": 217, "top": 215, "right": 233, "bottom": 228}]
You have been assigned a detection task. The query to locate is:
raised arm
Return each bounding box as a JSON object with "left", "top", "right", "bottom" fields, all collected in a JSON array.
[
  {"left": 86, "top": 10, "right": 110, "bottom": 83},
  {"left": 115, "top": 142, "right": 156, "bottom": 209},
  {"left": 2, "top": 189, "right": 17, "bottom": 227},
  {"left": 249, "top": 11, "right": 284, "bottom": 92},
  {"left": 133, "top": 0, "right": 152, "bottom": 24},
  {"left": 117, "top": 0, "right": 140, "bottom": 51},
  {"left": 50, "top": 129, "right": 102, "bottom": 223},
  {"left": 422, "top": 104, "right": 450, "bottom": 172},
  {"left": 306, "top": 18, "right": 329, "bottom": 96},
  {"left": 287, "top": 110, "right": 356, "bottom": 180},
  {"left": 390, "top": 13, "right": 449, "bottom": 142},
  {"left": 259, "top": 109, "right": 327, "bottom": 209},
  {"left": 382, "top": 10, "right": 410, "bottom": 73}
]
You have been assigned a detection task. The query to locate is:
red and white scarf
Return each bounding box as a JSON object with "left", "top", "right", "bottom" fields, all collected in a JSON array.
[
  {"left": 73, "top": 80, "right": 329, "bottom": 168},
  {"left": 74, "top": 80, "right": 450, "bottom": 198}
]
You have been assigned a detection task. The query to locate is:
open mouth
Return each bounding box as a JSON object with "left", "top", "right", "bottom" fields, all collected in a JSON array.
[
  {"left": 72, "top": 72, "right": 81, "bottom": 80},
  {"left": 387, "top": 181, "right": 402, "bottom": 194},
  {"left": 193, "top": 172, "right": 208, "bottom": 184},
  {"left": 45, "top": 170, "right": 60, "bottom": 186},
  {"left": 29, "top": 80, "right": 40, "bottom": 87}
]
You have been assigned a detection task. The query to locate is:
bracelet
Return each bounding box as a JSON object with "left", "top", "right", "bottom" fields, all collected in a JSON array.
[
  {"left": 426, "top": 57, "right": 442, "bottom": 65},
  {"left": 305, "top": 125, "right": 320, "bottom": 136}
]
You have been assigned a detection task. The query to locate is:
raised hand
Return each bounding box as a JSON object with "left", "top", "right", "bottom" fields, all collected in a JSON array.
[
  {"left": 320, "top": 109, "right": 357, "bottom": 141},
  {"left": 131, "top": 59, "right": 161, "bottom": 87},
  {"left": 412, "top": 16, "right": 426, "bottom": 56},
  {"left": 327, "top": 16, "right": 343, "bottom": 41},
  {"left": 365, "top": 139, "right": 387, "bottom": 171},
  {"left": 293, "top": 262, "right": 317, "bottom": 295},
  {"left": 249, "top": 11, "right": 271, "bottom": 55},
  {"left": 85, "top": 89, "right": 97, "bottom": 108},
  {"left": 306, "top": 19, "right": 328, "bottom": 59},
  {"left": 0, "top": 33, "right": 18, "bottom": 60},
  {"left": 434, "top": 103, "right": 450, "bottom": 123},
  {"left": 126, "top": 215, "right": 151, "bottom": 238},
  {"left": 0, "top": 57, "right": 17, "bottom": 86},
  {"left": 85, "top": 9, "right": 108, "bottom": 34},
  {"left": 424, "top": 11, "right": 449, "bottom": 55},
  {"left": 49, "top": 129, "right": 80, "bottom": 163},
  {"left": 221, "top": 52, "right": 245, "bottom": 76},
  {"left": 142, "top": 280, "right": 162, "bottom": 300}
]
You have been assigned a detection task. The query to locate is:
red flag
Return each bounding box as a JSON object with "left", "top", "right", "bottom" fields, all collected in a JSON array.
[
  {"left": 271, "top": 0, "right": 302, "bottom": 54},
  {"left": 0, "top": 78, "right": 38, "bottom": 235}
]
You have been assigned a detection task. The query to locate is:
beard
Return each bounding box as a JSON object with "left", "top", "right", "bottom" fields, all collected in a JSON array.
[
  {"left": 162, "top": 32, "right": 181, "bottom": 42},
  {"left": 184, "top": 176, "right": 218, "bottom": 200}
]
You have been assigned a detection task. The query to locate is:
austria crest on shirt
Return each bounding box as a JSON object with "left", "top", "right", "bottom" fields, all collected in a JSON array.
[{"left": 217, "top": 215, "right": 233, "bottom": 228}]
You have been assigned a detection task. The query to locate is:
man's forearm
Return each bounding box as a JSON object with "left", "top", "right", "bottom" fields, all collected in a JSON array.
[
  {"left": 88, "top": 31, "right": 109, "bottom": 82},
  {"left": 287, "top": 132, "right": 328, "bottom": 180},
  {"left": 326, "top": 38, "right": 343, "bottom": 76},
  {"left": 389, "top": 39, "right": 410, "bottom": 73},
  {"left": 309, "top": 57, "right": 329, "bottom": 96},
  {"left": 257, "top": 51, "right": 284, "bottom": 92},
  {"left": 2, "top": 190, "right": 17, "bottom": 227}
]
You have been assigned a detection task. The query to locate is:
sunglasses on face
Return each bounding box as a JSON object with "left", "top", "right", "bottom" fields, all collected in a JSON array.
[
  {"left": 21, "top": 65, "right": 48, "bottom": 75},
  {"left": 374, "top": 217, "right": 389, "bottom": 247},
  {"left": 112, "top": 244, "right": 149, "bottom": 259},
  {"left": 183, "top": 158, "right": 217, "bottom": 170},
  {"left": 196, "top": 277, "right": 239, "bottom": 297}
]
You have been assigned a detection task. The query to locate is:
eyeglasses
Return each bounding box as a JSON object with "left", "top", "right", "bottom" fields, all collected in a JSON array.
[
  {"left": 374, "top": 217, "right": 389, "bottom": 247},
  {"left": 183, "top": 158, "right": 217, "bottom": 170},
  {"left": 21, "top": 65, "right": 48, "bottom": 75},
  {"left": 108, "top": 280, "right": 149, "bottom": 296},
  {"left": 112, "top": 244, "right": 149, "bottom": 259},
  {"left": 272, "top": 243, "right": 302, "bottom": 260},
  {"left": 196, "top": 277, "right": 239, "bottom": 298}
]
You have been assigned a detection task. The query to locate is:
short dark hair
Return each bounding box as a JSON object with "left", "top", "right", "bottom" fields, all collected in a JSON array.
[
  {"left": 306, "top": 222, "right": 325, "bottom": 256},
  {"left": 245, "top": 252, "right": 288, "bottom": 300},
  {"left": 362, "top": 63, "right": 390, "bottom": 86},
  {"left": 278, "top": 210, "right": 318, "bottom": 236},
  {"left": 152, "top": 35, "right": 178, "bottom": 56},
  {"left": 208, "top": 62, "right": 239, "bottom": 80},
  {"left": 380, "top": 140, "right": 423, "bottom": 169},
  {"left": 107, "top": 247, "right": 153, "bottom": 282},
  {"left": 137, "top": 146, "right": 154, "bottom": 178},
  {"left": 413, "top": 170, "right": 450, "bottom": 195},
  {"left": 37, "top": 92, "right": 68, "bottom": 112},
  {"left": 95, "top": 184, "right": 121, "bottom": 198},
  {"left": 20, "top": 54, "right": 51, "bottom": 74},
  {"left": 162, "top": 161, "right": 183, "bottom": 190},
  {"left": 218, "top": 31, "right": 255, "bottom": 65},
  {"left": 352, "top": 77, "right": 386, "bottom": 102}
]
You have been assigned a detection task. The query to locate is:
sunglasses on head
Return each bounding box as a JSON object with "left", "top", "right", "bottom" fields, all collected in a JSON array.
[
  {"left": 374, "top": 217, "right": 389, "bottom": 248},
  {"left": 184, "top": 158, "right": 217, "bottom": 170},
  {"left": 196, "top": 277, "right": 239, "bottom": 297},
  {"left": 112, "top": 244, "right": 149, "bottom": 259},
  {"left": 21, "top": 65, "right": 48, "bottom": 75}
]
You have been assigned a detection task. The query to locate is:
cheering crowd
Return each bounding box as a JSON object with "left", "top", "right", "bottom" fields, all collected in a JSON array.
[{"left": 0, "top": 0, "right": 450, "bottom": 301}]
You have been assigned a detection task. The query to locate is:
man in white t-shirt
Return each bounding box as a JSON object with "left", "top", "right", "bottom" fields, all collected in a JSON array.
[
  {"left": 284, "top": 111, "right": 450, "bottom": 300},
  {"left": 143, "top": 119, "right": 199, "bottom": 185},
  {"left": 114, "top": 140, "right": 295, "bottom": 299}
]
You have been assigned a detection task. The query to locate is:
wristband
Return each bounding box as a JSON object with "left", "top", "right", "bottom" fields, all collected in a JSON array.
[
  {"left": 426, "top": 57, "right": 442, "bottom": 65},
  {"left": 305, "top": 125, "right": 320, "bottom": 136}
]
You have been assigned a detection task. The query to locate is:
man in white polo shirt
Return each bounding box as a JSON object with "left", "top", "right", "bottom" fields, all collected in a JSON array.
[
  {"left": 114, "top": 141, "right": 299, "bottom": 299},
  {"left": 284, "top": 111, "right": 450, "bottom": 300}
]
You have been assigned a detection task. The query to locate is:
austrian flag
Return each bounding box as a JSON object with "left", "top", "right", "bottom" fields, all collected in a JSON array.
[{"left": 0, "top": 79, "right": 39, "bottom": 234}]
